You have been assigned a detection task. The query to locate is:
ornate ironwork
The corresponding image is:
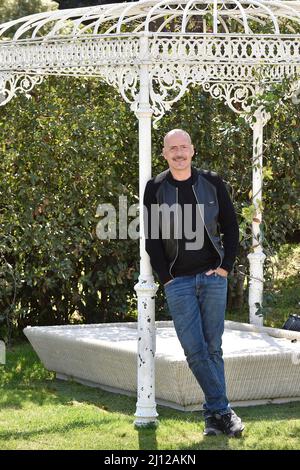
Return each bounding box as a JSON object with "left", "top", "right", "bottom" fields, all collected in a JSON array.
[
  {"left": 0, "top": 73, "right": 43, "bottom": 105},
  {"left": 1, "top": 1, "right": 300, "bottom": 115}
]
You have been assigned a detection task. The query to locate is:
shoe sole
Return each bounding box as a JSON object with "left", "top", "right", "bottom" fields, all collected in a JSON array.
[
  {"left": 226, "top": 426, "right": 245, "bottom": 438},
  {"left": 203, "top": 429, "right": 223, "bottom": 436}
]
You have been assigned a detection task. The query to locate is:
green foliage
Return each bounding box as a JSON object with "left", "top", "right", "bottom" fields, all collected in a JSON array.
[
  {"left": 153, "top": 87, "right": 299, "bottom": 314},
  {"left": 260, "top": 244, "right": 300, "bottom": 327},
  {"left": 0, "top": 69, "right": 299, "bottom": 337},
  {"left": 0, "top": 77, "right": 140, "bottom": 337},
  {"left": 0, "top": 0, "right": 57, "bottom": 24},
  {"left": 155, "top": 87, "right": 299, "bottom": 248}
]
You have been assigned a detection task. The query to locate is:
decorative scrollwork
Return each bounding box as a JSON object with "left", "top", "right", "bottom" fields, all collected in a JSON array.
[
  {"left": 99, "top": 65, "right": 139, "bottom": 109},
  {"left": 243, "top": 106, "right": 271, "bottom": 129},
  {"left": 202, "top": 82, "right": 257, "bottom": 114},
  {"left": 149, "top": 64, "right": 189, "bottom": 123},
  {"left": 0, "top": 73, "right": 43, "bottom": 106},
  {"left": 284, "top": 78, "right": 300, "bottom": 104},
  {"left": 147, "top": 64, "right": 258, "bottom": 122},
  {"left": 1, "top": 3, "right": 300, "bottom": 120},
  {"left": 143, "top": 34, "right": 300, "bottom": 121}
]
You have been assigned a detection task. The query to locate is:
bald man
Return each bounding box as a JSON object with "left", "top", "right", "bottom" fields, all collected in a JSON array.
[{"left": 143, "top": 129, "right": 244, "bottom": 437}]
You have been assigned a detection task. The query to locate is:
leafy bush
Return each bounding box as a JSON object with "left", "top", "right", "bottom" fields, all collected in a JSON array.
[
  {"left": 0, "top": 75, "right": 299, "bottom": 339},
  {"left": 0, "top": 78, "right": 141, "bottom": 339}
]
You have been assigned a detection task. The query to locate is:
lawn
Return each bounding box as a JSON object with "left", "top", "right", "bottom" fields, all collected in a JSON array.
[{"left": 1, "top": 342, "right": 300, "bottom": 450}]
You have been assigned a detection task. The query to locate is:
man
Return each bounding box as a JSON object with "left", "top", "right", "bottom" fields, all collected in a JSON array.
[{"left": 143, "top": 129, "right": 244, "bottom": 437}]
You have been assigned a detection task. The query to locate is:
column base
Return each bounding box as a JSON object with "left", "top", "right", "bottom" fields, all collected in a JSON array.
[
  {"left": 134, "top": 275, "right": 159, "bottom": 425},
  {"left": 134, "top": 405, "right": 159, "bottom": 428}
]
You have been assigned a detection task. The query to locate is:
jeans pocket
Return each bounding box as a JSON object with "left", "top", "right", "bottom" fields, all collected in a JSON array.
[
  {"left": 164, "top": 278, "right": 176, "bottom": 289},
  {"left": 215, "top": 273, "right": 228, "bottom": 282}
]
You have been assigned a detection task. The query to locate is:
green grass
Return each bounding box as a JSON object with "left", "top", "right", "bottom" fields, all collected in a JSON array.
[{"left": 1, "top": 343, "right": 300, "bottom": 450}]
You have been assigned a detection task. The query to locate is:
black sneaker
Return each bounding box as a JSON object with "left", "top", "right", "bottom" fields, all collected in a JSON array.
[
  {"left": 214, "top": 410, "right": 245, "bottom": 437},
  {"left": 203, "top": 415, "right": 223, "bottom": 436}
]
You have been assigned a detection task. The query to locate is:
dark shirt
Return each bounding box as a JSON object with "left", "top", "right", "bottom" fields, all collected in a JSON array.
[
  {"left": 143, "top": 166, "right": 239, "bottom": 285},
  {"left": 166, "top": 172, "right": 220, "bottom": 278}
]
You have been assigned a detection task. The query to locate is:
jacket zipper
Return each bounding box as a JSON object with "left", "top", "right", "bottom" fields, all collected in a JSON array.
[
  {"left": 192, "top": 185, "right": 222, "bottom": 270},
  {"left": 169, "top": 187, "right": 179, "bottom": 279}
]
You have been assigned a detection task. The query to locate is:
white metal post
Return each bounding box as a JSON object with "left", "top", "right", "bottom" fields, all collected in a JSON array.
[
  {"left": 248, "top": 108, "right": 269, "bottom": 325},
  {"left": 134, "top": 34, "right": 158, "bottom": 427}
]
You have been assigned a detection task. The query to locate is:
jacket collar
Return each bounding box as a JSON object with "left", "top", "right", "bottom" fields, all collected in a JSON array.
[{"left": 166, "top": 165, "right": 198, "bottom": 185}]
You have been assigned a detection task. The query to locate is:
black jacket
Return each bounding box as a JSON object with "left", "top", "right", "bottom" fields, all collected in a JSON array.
[{"left": 143, "top": 166, "right": 239, "bottom": 285}]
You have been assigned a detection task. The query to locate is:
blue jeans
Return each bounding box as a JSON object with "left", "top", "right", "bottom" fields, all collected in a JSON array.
[{"left": 164, "top": 271, "right": 230, "bottom": 417}]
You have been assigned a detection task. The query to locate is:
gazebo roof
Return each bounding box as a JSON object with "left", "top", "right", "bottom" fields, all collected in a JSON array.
[
  {"left": 1, "top": 0, "right": 300, "bottom": 39},
  {"left": 1, "top": 1, "right": 300, "bottom": 117}
]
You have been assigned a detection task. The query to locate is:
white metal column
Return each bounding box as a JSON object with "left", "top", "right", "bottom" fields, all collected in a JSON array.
[
  {"left": 134, "top": 34, "right": 158, "bottom": 426},
  {"left": 248, "top": 108, "right": 270, "bottom": 325}
]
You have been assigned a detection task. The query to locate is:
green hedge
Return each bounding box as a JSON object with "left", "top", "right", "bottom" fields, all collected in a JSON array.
[{"left": 0, "top": 76, "right": 299, "bottom": 339}]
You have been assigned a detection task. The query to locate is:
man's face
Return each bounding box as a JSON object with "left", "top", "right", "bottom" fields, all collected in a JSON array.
[{"left": 163, "top": 132, "right": 194, "bottom": 172}]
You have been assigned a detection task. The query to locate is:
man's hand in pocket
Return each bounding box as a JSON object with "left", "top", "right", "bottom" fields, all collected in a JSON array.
[{"left": 205, "top": 268, "right": 228, "bottom": 277}]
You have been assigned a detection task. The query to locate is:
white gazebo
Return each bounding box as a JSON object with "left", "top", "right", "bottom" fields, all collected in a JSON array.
[{"left": 2, "top": 0, "right": 300, "bottom": 425}]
